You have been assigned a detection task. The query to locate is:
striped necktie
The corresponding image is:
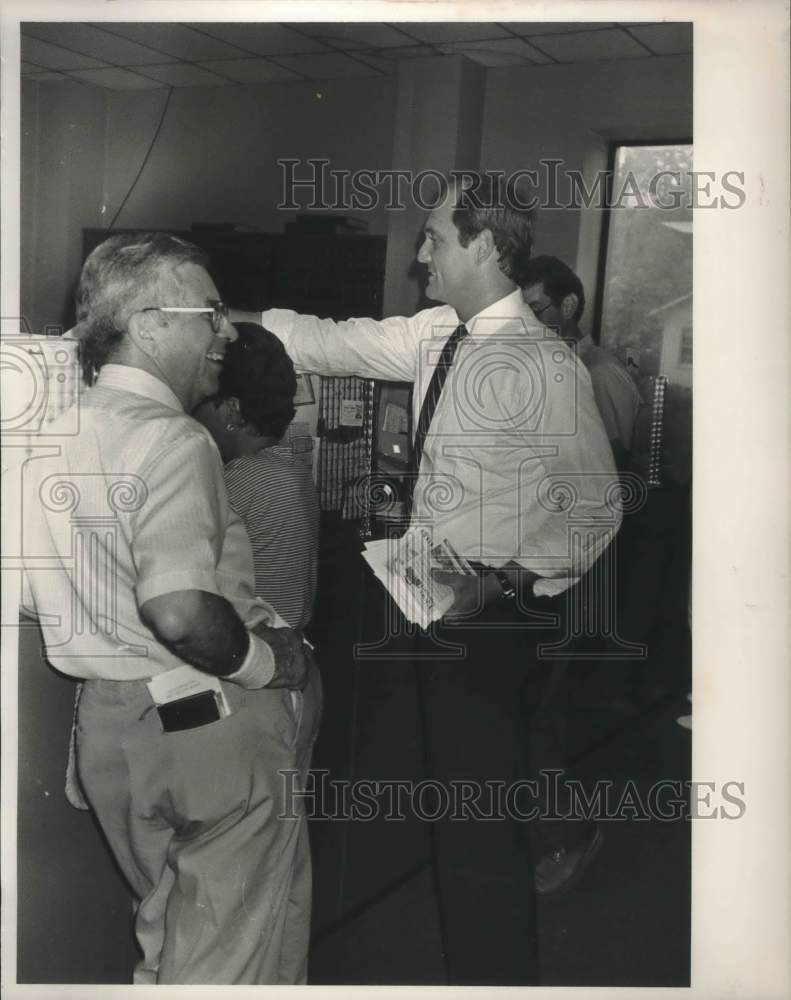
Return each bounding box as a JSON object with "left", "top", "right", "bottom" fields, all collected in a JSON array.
[{"left": 406, "top": 322, "right": 468, "bottom": 509}]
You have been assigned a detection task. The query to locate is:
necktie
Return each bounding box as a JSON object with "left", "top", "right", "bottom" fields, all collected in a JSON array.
[{"left": 406, "top": 323, "right": 468, "bottom": 510}]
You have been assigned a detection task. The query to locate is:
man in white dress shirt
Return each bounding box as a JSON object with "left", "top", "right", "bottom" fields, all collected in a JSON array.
[{"left": 234, "top": 174, "right": 621, "bottom": 984}]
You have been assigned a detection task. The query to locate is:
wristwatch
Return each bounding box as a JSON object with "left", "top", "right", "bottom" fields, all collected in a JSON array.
[{"left": 492, "top": 570, "right": 517, "bottom": 601}]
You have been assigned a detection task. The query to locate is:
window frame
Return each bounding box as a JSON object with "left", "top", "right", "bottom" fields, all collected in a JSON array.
[{"left": 591, "top": 137, "right": 693, "bottom": 344}]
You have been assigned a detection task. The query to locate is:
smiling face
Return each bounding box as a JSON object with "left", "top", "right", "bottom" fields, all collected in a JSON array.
[
  {"left": 154, "top": 262, "right": 237, "bottom": 411},
  {"left": 416, "top": 195, "right": 479, "bottom": 313}
]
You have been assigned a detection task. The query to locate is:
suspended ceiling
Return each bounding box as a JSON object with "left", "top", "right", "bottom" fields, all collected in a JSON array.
[{"left": 21, "top": 21, "right": 692, "bottom": 91}]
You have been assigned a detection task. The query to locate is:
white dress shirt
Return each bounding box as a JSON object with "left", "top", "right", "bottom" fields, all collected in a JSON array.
[{"left": 262, "top": 290, "right": 621, "bottom": 595}]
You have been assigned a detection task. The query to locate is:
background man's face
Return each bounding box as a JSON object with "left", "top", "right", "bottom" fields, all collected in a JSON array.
[
  {"left": 523, "top": 282, "right": 563, "bottom": 331},
  {"left": 417, "top": 196, "right": 478, "bottom": 309}
]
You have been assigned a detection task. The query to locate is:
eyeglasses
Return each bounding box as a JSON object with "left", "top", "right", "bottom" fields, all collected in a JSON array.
[
  {"left": 139, "top": 300, "right": 229, "bottom": 334},
  {"left": 530, "top": 300, "right": 556, "bottom": 319}
]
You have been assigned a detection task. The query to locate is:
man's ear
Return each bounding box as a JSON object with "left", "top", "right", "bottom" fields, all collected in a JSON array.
[
  {"left": 560, "top": 293, "right": 578, "bottom": 320},
  {"left": 474, "top": 228, "right": 498, "bottom": 265},
  {"left": 127, "top": 309, "right": 162, "bottom": 359}
]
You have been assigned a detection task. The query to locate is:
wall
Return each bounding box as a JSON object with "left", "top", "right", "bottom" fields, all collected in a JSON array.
[
  {"left": 481, "top": 54, "right": 692, "bottom": 331},
  {"left": 104, "top": 76, "right": 395, "bottom": 235},
  {"left": 21, "top": 79, "right": 107, "bottom": 336},
  {"left": 21, "top": 74, "right": 396, "bottom": 333},
  {"left": 382, "top": 54, "right": 485, "bottom": 317},
  {"left": 22, "top": 56, "right": 691, "bottom": 334}
]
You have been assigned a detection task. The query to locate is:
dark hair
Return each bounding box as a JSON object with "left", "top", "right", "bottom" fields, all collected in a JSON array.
[
  {"left": 442, "top": 172, "right": 534, "bottom": 286},
  {"left": 218, "top": 323, "right": 297, "bottom": 441},
  {"left": 522, "top": 255, "right": 586, "bottom": 322},
  {"left": 75, "top": 232, "right": 210, "bottom": 385}
]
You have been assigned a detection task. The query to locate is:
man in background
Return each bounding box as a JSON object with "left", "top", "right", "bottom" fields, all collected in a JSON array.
[
  {"left": 22, "top": 233, "right": 316, "bottom": 985},
  {"left": 522, "top": 255, "right": 641, "bottom": 470}
]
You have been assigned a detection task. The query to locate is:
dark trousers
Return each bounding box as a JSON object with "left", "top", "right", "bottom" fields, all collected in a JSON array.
[
  {"left": 413, "top": 600, "right": 543, "bottom": 985},
  {"left": 524, "top": 655, "right": 598, "bottom": 854},
  {"left": 520, "top": 577, "right": 602, "bottom": 856}
]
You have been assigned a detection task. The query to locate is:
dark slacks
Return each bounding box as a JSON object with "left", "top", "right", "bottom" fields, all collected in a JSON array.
[{"left": 413, "top": 599, "right": 546, "bottom": 985}]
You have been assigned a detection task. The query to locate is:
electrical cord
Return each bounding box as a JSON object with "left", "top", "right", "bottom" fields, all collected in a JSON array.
[{"left": 106, "top": 86, "right": 174, "bottom": 231}]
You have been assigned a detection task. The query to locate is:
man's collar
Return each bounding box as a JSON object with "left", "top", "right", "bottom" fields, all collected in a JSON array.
[
  {"left": 468, "top": 288, "right": 526, "bottom": 324},
  {"left": 96, "top": 364, "right": 184, "bottom": 412}
]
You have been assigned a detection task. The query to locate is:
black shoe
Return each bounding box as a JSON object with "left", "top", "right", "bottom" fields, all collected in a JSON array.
[{"left": 535, "top": 828, "right": 604, "bottom": 896}]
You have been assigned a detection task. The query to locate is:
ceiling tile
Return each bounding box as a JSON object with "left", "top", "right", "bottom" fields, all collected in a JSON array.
[
  {"left": 68, "top": 67, "right": 166, "bottom": 90},
  {"left": 373, "top": 44, "right": 437, "bottom": 60},
  {"left": 18, "top": 19, "right": 688, "bottom": 93},
  {"left": 24, "top": 23, "right": 168, "bottom": 66},
  {"left": 196, "top": 58, "right": 301, "bottom": 84},
  {"left": 438, "top": 37, "right": 552, "bottom": 66},
  {"left": 95, "top": 23, "right": 246, "bottom": 61},
  {"left": 625, "top": 22, "right": 692, "bottom": 55},
  {"left": 395, "top": 22, "right": 511, "bottom": 44},
  {"left": 344, "top": 51, "right": 397, "bottom": 74},
  {"left": 530, "top": 27, "right": 648, "bottom": 62},
  {"left": 294, "top": 22, "right": 411, "bottom": 49},
  {"left": 275, "top": 51, "right": 382, "bottom": 79},
  {"left": 133, "top": 62, "right": 234, "bottom": 87},
  {"left": 191, "top": 23, "right": 329, "bottom": 56},
  {"left": 21, "top": 35, "right": 108, "bottom": 70},
  {"left": 505, "top": 22, "right": 616, "bottom": 36},
  {"left": 27, "top": 70, "right": 71, "bottom": 82}
]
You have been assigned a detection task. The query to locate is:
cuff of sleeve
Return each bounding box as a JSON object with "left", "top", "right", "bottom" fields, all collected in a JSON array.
[{"left": 224, "top": 632, "right": 275, "bottom": 689}]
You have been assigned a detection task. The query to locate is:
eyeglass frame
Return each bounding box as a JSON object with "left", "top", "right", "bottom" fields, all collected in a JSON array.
[
  {"left": 138, "top": 299, "right": 229, "bottom": 334},
  {"left": 528, "top": 298, "right": 558, "bottom": 319}
]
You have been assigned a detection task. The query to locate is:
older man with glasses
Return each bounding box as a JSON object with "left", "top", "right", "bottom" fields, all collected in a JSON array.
[{"left": 22, "top": 232, "right": 320, "bottom": 985}]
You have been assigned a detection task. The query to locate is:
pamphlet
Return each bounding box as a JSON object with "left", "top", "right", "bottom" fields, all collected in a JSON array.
[{"left": 362, "top": 526, "right": 474, "bottom": 629}]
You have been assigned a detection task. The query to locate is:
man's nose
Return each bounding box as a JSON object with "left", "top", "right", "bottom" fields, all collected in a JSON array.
[
  {"left": 416, "top": 239, "right": 431, "bottom": 264},
  {"left": 219, "top": 317, "right": 238, "bottom": 342}
]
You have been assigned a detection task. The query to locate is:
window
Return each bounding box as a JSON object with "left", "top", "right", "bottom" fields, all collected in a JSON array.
[{"left": 596, "top": 142, "right": 693, "bottom": 483}]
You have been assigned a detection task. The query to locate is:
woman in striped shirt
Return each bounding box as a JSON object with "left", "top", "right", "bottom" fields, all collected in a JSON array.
[{"left": 196, "top": 322, "right": 320, "bottom": 631}]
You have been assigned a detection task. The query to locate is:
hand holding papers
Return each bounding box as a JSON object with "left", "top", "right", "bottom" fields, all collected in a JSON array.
[{"left": 362, "top": 526, "right": 475, "bottom": 629}]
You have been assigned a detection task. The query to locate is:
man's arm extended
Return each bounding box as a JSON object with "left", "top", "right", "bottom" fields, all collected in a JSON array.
[
  {"left": 229, "top": 310, "right": 262, "bottom": 326},
  {"left": 140, "top": 589, "right": 308, "bottom": 689},
  {"left": 229, "top": 307, "right": 424, "bottom": 383}
]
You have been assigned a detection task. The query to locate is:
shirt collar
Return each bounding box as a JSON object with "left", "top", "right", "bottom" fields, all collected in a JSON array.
[
  {"left": 465, "top": 288, "right": 535, "bottom": 336},
  {"left": 96, "top": 364, "right": 184, "bottom": 412}
]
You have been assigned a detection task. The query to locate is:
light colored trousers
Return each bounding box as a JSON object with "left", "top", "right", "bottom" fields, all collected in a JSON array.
[{"left": 76, "top": 667, "right": 321, "bottom": 984}]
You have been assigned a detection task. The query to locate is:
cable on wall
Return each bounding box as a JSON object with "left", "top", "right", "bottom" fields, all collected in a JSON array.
[{"left": 106, "top": 86, "right": 175, "bottom": 231}]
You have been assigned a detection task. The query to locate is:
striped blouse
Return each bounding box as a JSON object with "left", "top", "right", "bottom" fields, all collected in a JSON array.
[{"left": 223, "top": 445, "right": 319, "bottom": 630}]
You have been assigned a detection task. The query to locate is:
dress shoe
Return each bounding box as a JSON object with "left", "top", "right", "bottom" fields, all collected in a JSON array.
[{"left": 535, "top": 828, "right": 604, "bottom": 896}]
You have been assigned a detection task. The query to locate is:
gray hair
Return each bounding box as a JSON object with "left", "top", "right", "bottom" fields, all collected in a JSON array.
[{"left": 75, "top": 232, "right": 209, "bottom": 385}]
